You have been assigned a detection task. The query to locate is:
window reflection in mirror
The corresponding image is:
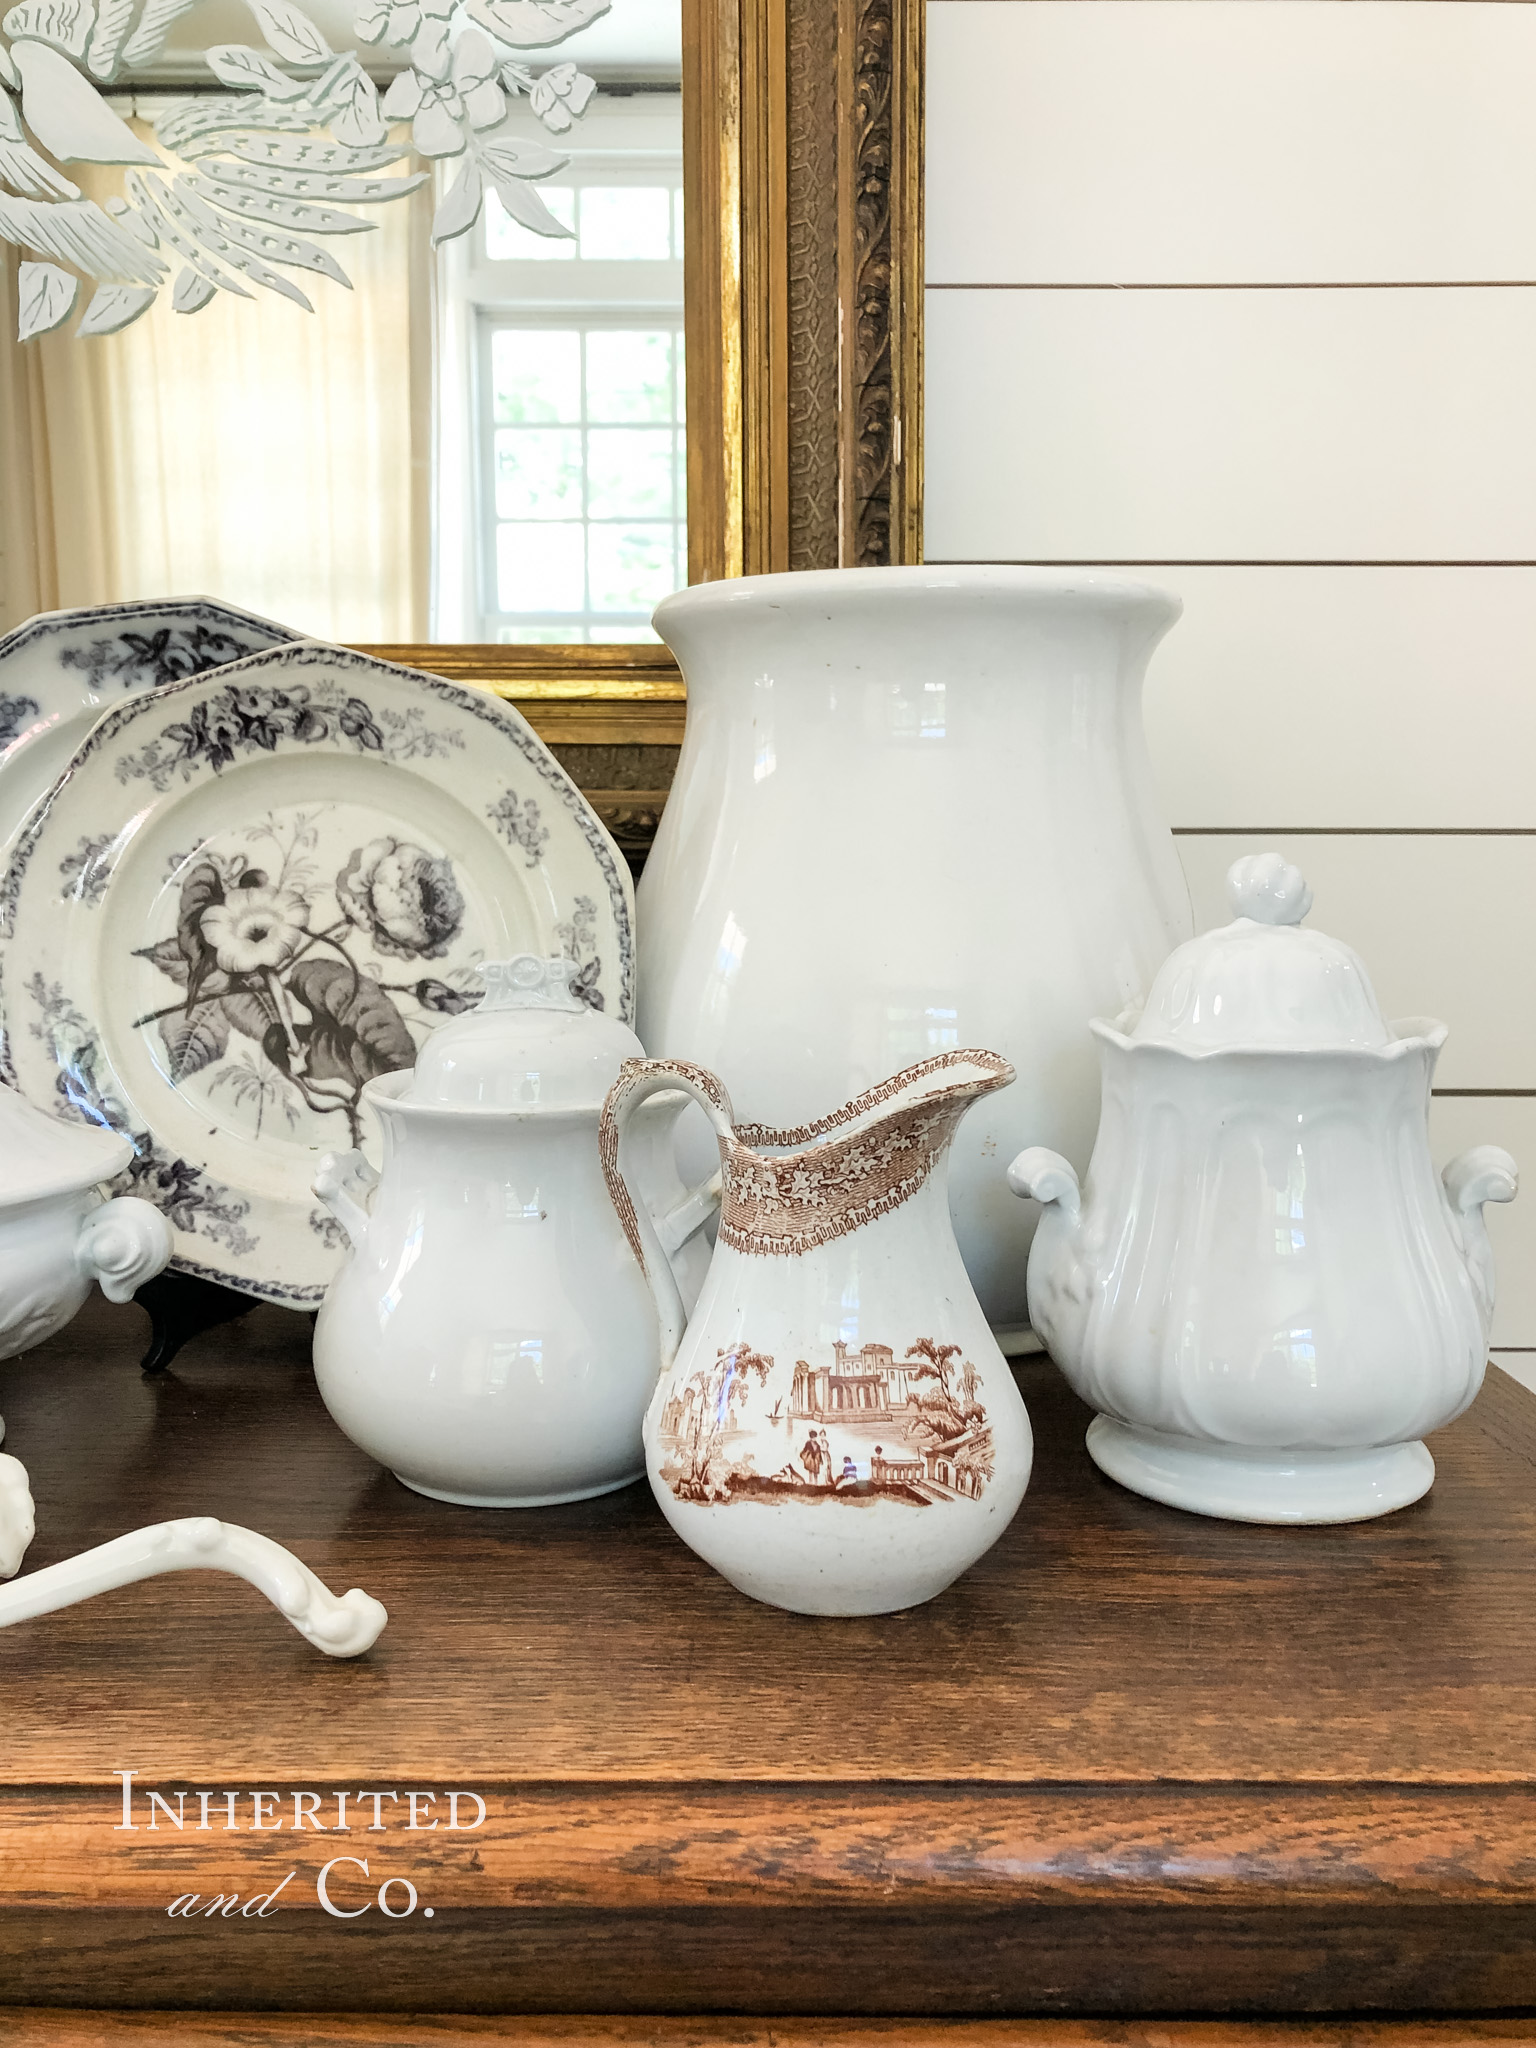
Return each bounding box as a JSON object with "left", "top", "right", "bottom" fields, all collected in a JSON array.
[
  {"left": 0, "top": 0, "right": 683, "bottom": 648},
  {"left": 436, "top": 92, "right": 685, "bottom": 643}
]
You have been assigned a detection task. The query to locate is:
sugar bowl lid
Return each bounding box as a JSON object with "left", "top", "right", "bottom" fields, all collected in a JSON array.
[
  {"left": 1127, "top": 853, "right": 1393, "bottom": 1052},
  {"left": 0, "top": 1082, "right": 135, "bottom": 1204},
  {"left": 405, "top": 954, "right": 644, "bottom": 1110}
]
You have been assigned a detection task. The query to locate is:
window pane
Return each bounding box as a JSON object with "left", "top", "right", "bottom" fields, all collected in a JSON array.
[
  {"left": 579, "top": 187, "right": 672, "bottom": 261},
  {"left": 498, "top": 624, "right": 585, "bottom": 643},
  {"left": 586, "top": 330, "right": 673, "bottom": 423},
  {"left": 485, "top": 185, "right": 575, "bottom": 260},
  {"left": 590, "top": 623, "right": 661, "bottom": 643},
  {"left": 671, "top": 185, "right": 684, "bottom": 259},
  {"left": 587, "top": 428, "right": 675, "bottom": 519},
  {"left": 495, "top": 428, "right": 583, "bottom": 518},
  {"left": 492, "top": 330, "right": 580, "bottom": 424},
  {"left": 588, "top": 524, "right": 678, "bottom": 613},
  {"left": 497, "top": 523, "right": 585, "bottom": 612}
]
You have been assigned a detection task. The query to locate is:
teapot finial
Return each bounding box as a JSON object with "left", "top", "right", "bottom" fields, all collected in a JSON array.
[
  {"left": 1226, "top": 853, "right": 1313, "bottom": 927},
  {"left": 478, "top": 955, "right": 586, "bottom": 1013}
]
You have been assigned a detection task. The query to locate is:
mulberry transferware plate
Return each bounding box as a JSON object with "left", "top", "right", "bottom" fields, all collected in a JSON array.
[
  {"left": 0, "top": 643, "right": 634, "bottom": 1309},
  {"left": 0, "top": 598, "right": 301, "bottom": 864}
]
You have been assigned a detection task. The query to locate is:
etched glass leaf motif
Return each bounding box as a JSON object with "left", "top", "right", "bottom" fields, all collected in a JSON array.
[{"left": 0, "top": 0, "right": 611, "bottom": 335}]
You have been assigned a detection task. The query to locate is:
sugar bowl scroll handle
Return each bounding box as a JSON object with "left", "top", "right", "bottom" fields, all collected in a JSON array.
[
  {"left": 76, "top": 1196, "right": 172, "bottom": 1303},
  {"left": 313, "top": 1151, "right": 382, "bottom": 1253},
  {"left": 601, "top": 1057, "right": 733, "bottom": 1369},
  {"left": 1006, "top": 1148, "right": 1082, "bottom": 1220},
  {"left": 1442, "top": 1144, "right": 1519, "bottom": 1322}
]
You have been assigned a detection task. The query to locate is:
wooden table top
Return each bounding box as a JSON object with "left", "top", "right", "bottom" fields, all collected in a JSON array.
[{"left": 3, "top": 1294, "right": 1536, "bottom": 2017}]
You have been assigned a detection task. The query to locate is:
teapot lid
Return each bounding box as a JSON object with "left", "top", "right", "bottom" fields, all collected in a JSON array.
[
  {"left": 405, "top": 954, "right": 645, "bottom": 1111},
  {"left": 1126, "top": 854, "right": 1393, "bottom": 1052},
  {"left": 0, "top": 1082, "right": 134, "bottom": 1204}
]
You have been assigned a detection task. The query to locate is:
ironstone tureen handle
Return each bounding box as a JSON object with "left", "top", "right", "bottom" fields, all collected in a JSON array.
[{"left": 75, "top": 1196, "right": 172, "bottom": 1304}]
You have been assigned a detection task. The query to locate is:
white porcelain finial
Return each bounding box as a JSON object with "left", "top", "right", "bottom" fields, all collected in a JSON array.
[
  {"left": 478, "top": 955, "right": 586, "bottom": 1014},
  {"left": 1227, "top": 853, "right": 1313, "bottom": 926}
]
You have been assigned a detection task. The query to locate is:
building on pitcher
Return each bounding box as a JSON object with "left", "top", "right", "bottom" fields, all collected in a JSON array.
[{"left": 790, "top": 1341, "right": 922, "bottom": 1420}]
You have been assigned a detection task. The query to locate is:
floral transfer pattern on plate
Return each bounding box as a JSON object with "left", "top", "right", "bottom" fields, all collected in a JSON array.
[
  {"left": 656, "top": 1337, "right": 996, "bottom": 1507},
  {"left": 0, "top": 599, "right": 301, "bottom": 865},
  {"left": 135, "top": 810, "right": 481, "bottom": 1151},
  {"left": 0, "top": 644, "right": 634, "bottom": 1307},
  {"left": 0, "top": 598, "right": 297, "bottom": 696}
]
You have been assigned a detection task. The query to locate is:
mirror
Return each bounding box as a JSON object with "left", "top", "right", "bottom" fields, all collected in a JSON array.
[
  {"left": 0, "top": 0, "right": 923, "bottom": 885},
  {"left": 0, "top": 0, "right": 683, "bottom": 648}
]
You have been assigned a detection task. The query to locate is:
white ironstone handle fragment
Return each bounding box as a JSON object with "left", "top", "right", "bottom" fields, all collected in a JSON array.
[
  {"left": 0, "top": 1453, "right": 35, "bottom": 1580},
  {"left": 0, "top": 1483, "right": 386, "bottom": 1658}
]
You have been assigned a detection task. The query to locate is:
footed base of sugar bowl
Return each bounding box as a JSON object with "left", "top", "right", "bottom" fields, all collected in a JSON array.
[
  {"left": 1086, "top": 1417, "right": 1436, "bottom": 1525},
  {"left": 394, "top": 1468, "right": 645, "bottom": 1509}
]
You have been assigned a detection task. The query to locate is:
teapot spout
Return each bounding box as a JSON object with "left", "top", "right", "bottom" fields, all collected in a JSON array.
[{"left": 1442, "top": 1144, "right": 1519, "bottom": 1327}]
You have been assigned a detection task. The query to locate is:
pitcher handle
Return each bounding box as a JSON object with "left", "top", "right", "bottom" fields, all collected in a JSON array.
[
  {"left": 600, "top": 1058, "right": 735, "bottom": 1370},
  {"left": 655, "top": 1168, "right": 723, "bottom": 1258}
]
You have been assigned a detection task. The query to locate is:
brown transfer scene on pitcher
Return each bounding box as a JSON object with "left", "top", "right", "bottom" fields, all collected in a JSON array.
[{"left": 655, "top": 1336, "right": 997, "bottom": 1507}]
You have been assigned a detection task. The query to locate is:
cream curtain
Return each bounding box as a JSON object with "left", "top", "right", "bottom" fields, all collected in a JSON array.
[{"left": 0, "top": 124, "right": 431, "bottom": 643}]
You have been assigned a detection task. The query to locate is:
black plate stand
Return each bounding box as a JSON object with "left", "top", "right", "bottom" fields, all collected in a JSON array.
[{"left": 135, "top": 1271, "right": 258, "bottom": 1374}]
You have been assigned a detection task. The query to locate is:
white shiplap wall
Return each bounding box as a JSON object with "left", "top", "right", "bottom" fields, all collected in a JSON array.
[{"left": 925, "top": 0, "right": 1536, "bottom": 1377}]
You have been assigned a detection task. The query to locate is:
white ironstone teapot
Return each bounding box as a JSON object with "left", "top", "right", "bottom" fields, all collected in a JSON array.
[
  {"left": 1009, "top": 854, "right": 1518, "bottom": 1524},
  {"left": 0, "top": 1085, "right": 171, "bottom": 1441},
  {"left": 311, "top": 956, "right": 718, "bottom": 1507}
]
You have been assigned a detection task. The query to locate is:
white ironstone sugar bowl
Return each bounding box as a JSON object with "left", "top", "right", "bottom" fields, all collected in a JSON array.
[{"left": 1008, "top": 854, "right": 1518, "bottom": 1525}]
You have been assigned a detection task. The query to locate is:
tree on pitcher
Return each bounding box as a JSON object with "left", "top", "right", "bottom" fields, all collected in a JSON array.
[
  {"left": 904, "top": 1337, "right": 985, "bottom": 1440},
  {"left": 667, "top": 1344, "right": 773, "bottom": 1503}
]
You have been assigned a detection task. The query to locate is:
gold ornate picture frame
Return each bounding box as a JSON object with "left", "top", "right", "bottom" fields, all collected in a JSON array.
[{"left": 355, "top": 0, "right": 924, "bottom": 861}]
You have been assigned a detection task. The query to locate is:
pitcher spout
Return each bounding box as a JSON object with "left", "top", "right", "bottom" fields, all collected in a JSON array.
[{"left": 724, "top": 1050, "right": 1015, "bottom": 1260}]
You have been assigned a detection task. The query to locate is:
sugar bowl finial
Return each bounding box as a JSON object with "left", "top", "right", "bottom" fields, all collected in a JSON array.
[
  {"left": 478, "top": 955, "right": 586, "bottom": 1013},
  {"left": 1226, "top": 852, "right": 1313, "bottom": 926}
]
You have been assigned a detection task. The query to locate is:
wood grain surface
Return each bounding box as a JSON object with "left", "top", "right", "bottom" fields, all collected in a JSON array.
[
  {"left": 6, "top": 2023, "right": 1536, "bottom": 2048},
  {"left": 2, "top": 1298, "right": 1536, "bottom": 2012}
]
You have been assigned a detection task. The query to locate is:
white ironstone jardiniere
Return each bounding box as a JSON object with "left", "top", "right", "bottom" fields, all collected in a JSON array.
[{"left": 637, "top": 565, "right": 1193, "bottom": 1345}]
